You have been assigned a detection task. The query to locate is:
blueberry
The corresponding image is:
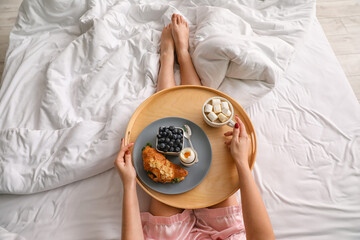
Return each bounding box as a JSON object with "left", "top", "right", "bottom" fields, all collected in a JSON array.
[
  {"left": 168, "top": 133, "right": 173, "bottom": 138},
  {"left": 169, "top": 147, "right": 174, "bottom": 152},
  {"left": 169, "top": 126, "right": 175, "bottom": 130},
  {"left": 159, "top": 143, "right": 165, "bottom": 149},
  {"left": 157, "top": 134, "right": 161, "bottom": 138},
  {"left": 169, "top": 142, "right": 174, "bottom": 147},
  {"left": 179, "top": 143, "right": 183, "bottom": 148},
  {"left": 165, "top": 145, "right": 170, "bottom": 151},
  {"left": 159, "top": 126, "right": 164, "bottom": 132},
  {"left": 175, "top": 147, "right": 180, "bottom": 152},
  {"left": 165, "top": 138, "right": 170, "bottom": 143},
  {"left": 175, "top": 139, "right": 181, "bottom": 144}
]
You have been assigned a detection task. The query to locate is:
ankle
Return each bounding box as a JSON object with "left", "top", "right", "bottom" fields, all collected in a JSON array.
[{"left": 176, "top": 49, "right": 190, "bottom": 64}]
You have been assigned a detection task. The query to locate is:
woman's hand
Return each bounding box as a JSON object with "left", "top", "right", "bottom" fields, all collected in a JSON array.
[
  {"left": 224, "top": 115, "right": 251, "bottom": 170},
  {"left": 225, "top": 117, "right": 275, "bottom": 240},
  {"left": 114, "top": 138, "right": 136, "bottom": 188}
]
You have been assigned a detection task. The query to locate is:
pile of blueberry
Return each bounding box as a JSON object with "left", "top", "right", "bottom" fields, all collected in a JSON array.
[{"left": 156, "top": 126, "right": 184, "bottom": 153}]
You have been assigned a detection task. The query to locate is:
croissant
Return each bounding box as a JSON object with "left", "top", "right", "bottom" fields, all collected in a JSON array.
[{"left": 143, "top": 146, "right": 188, "bottom": 183}]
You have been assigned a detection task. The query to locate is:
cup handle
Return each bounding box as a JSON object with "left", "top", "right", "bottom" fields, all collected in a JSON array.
[{"left": 227, "top": 119, "right": 235, "bottom": 128}]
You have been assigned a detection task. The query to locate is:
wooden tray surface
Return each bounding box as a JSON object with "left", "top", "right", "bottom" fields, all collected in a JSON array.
[{"left": 125, "top": 86, "right": 256, "bottom": 209}]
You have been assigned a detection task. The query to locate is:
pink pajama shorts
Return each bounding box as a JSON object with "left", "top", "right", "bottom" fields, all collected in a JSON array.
[{"left": 141, "top": 205, "right": 246, "bottom": 240}]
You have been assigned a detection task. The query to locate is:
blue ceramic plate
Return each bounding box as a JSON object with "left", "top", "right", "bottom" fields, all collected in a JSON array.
[{"left": 133, "top": 117, "right": 212, "bottom": 194}]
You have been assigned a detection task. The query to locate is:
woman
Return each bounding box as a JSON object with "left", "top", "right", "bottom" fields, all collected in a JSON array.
[{"left": 115, "top": 14, "right": 275, "bottom": 240}]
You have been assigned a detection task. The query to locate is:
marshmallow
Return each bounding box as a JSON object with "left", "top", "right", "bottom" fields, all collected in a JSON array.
[
  {"left": 212, "top": 98, "right": 221, "bottom": 105},
  {"left": 221, "top": 101, "right": 229, "bottom": 110},
  {"left": 207, "top": 112, "right": 218, "bottom": 122},
  {"left": 218, "top": 113, "right": 228, "bottom": 123},
  {"left": 222, "top": 108, "right": 232, "bottom": 117},
  {"left": 204, "top": 104, "right": 213, "bottom": 113},
  {"left": 213, "top": 104, "right": 222, "bottom": 114}
]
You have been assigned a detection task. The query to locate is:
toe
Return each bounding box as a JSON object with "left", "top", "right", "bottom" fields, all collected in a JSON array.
[
  {"left": 179, "top": 15, "right": 184, "bottom": 23},
  {"left": 176, "top": 15, "right": 180, "bottom": 24},
  {"left": 172, "top": 14, "right": 177, "bottom": 25}
]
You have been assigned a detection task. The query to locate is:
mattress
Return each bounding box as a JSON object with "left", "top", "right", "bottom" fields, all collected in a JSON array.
[{"left": 1, "top": 0, "right": 359, "bottom": 239}]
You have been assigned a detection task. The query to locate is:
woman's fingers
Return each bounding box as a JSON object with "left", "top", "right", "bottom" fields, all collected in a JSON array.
[
  {"left": 121, "top": 138, "right": 125, "bottom": 148},
  {"left": 224, "top": 139, "right": 232, "bottom": 145},
  {"left": 239, "top": 121, "right": 247, "bottom": 137},
  {"left": 116, "top": 141, "right": 134, "bottom": 163},
  {"left": 233, "top": 118, "right": 240, "bottom": 138},
  {"left": 123, "top": 143, "right": 134, "bottom": 154},
  {"left": 235, "top": 116, "right": 248, "bottom": 137},
  {"left": 124, "top": 150, "right": 132, "bottom": 164},
  {"left": 116, "top": 143, "right": 126, "bottom": 163},
  {"left": 124, "top": 143, "right": 134, "bottom": 165},
  {"left": 224, "top": 131, "right": 233, "bottom": 136}
]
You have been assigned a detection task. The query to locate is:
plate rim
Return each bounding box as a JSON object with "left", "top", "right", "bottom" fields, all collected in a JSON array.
[{"left": 133, "top": 116, "right": 212, "bottom": 195}]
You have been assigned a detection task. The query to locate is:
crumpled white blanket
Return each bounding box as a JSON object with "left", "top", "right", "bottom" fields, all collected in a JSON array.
[{"left": 0, "top": 0, "right": 315, "bottom": 194}]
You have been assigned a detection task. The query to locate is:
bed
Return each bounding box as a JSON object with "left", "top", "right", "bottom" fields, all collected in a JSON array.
[{"left": 0, "top": 0, "right": 359, "bottom": 239}]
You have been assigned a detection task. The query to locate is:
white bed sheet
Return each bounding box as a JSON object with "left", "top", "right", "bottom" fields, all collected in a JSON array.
[
  {"left": 1, "top": 17, "right": 359, "bottom": 239},
  {"left": 0, "top": 0, "right": 315, "bottom": 194},
  {"left": 0, "top": 1, "right": 360, "bottom": 240}
]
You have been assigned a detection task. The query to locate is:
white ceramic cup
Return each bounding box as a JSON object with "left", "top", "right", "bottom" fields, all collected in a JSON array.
[{"left": 202, "top": 97, "right": 235, "bottom": 128}]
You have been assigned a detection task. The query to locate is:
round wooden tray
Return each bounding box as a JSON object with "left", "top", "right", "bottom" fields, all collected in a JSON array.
[{"left": 125, "top": 86, "right": 256, "bottom": 209}]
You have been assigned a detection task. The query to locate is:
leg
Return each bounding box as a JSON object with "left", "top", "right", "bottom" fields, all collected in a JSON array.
[
  {"left": 157, "top": 24, "right": 176, "bottom": 92},
  {"left": 208, "top": 193, "right": 238, "bottom": 209},
  {"left": 171, "top": 14, "right": 202, "bottom": 86},
  {"left": 149, "top": 197, "right": 183, "bottom": 217}
]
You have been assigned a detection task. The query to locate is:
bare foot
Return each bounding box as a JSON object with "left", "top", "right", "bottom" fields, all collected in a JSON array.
[
  {"left": 171, "top": 13, "right": 189, "bottom": 57},
  {"left": 160, "top": 23, "right": 175, "bottom": 60}
]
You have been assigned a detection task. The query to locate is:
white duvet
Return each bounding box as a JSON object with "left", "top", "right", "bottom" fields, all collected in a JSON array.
[
  {"left": 0, "top": 0, "right": 315, "bottom": 194},
  {"left": 2, "top": 1, "right": 360, "bottom": 239}
]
